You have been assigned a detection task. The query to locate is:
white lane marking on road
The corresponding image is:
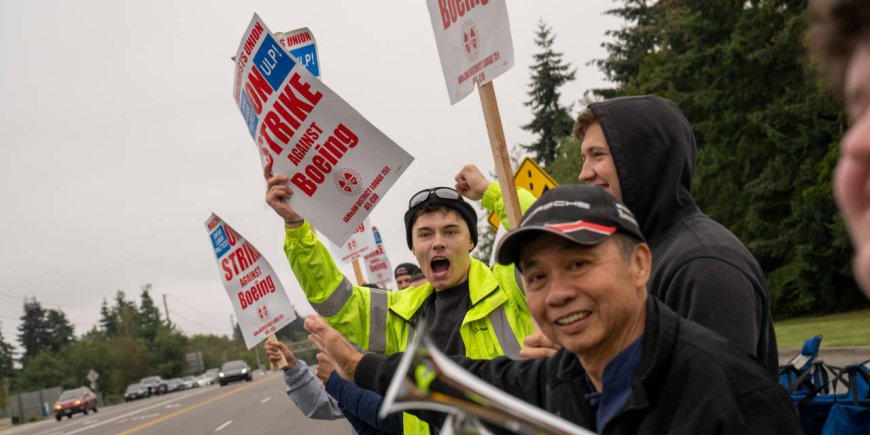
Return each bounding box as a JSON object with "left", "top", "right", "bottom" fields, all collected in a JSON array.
[
  {"left": 260, "top": 396, "right": 271, "bottom": 404},
  {"left": 215, "top": 420, "right": 233, "bottom": 432},
  {"left": 165, "top": 403, "right": 181, "bottom": 409}
]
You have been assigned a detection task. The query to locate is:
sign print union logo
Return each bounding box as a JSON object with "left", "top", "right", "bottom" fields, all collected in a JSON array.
[
  {"left": 334, "top": 168, "right": 362, "bottom": 196},
  {"left": 462, "top": 20, "right": 480, "bottom": 61},
  {"left": 257, "top": 303, "right": 270, "bottom": 322}
]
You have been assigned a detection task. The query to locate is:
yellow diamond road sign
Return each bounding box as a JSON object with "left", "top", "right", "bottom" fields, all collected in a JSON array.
[{"left": 488, "top": 157, "right": 558, "bottom": 229}]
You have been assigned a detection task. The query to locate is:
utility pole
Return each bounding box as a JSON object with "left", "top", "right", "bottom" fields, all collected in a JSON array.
[{"left": 163, "top": 294, "right": 171, "bottom": 324}]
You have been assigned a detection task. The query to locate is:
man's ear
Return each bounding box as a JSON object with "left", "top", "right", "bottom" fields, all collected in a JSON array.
[{"left": 632, "top": 243, "right": 652, "bottom": 287}]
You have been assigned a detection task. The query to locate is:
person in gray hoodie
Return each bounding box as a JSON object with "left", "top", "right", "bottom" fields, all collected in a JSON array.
[{"left": 572, "top": 95, "right": 778, "bottom": 374}]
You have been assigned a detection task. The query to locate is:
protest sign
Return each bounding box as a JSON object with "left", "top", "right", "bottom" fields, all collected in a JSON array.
[
  {"left": 275, "top": 27, "right": 321, "bottom": 77},
  {"left": 425, "top": 0, "right": 523, "bottom": 230},
  {"left": 364, "top": 226, "right": 394, "bottom": 289},
  {"left": 327, "top": 218, "right": 377, "bottom": 264},
  {"left": 425, "top": 0, "right": 514, "bottom": 105},
  {"left": 233, "top": 14, "right": 413, "bottom": 245},
  {"left": 205, "top": 213, "right": 296, "bottom": 350}
]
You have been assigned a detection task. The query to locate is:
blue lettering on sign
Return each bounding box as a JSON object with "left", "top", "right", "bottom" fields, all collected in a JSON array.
[
  {"left": 240, "top": 93, "right": 258, "bottom": 138},
  {"left": 253, "top": 34, "right": 295, "bottom": 91},
  {"left": 210, "top": 226, "right": 231, "bottom": 258},
  {"left": 290, "top": 44, "right": 319, "bottom": 77}
]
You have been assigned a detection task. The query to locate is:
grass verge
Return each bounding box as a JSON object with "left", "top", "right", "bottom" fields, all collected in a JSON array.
[{"left": 775, "top": 309, "right": 870, "bottom": 349}]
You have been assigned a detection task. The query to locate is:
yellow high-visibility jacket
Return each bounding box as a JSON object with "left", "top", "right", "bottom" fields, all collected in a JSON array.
[{"left": 283, "top": 183, "right": 535, "bottom": 434}]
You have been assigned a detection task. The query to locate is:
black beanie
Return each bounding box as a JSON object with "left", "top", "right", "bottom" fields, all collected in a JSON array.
[{"left": 404, "top": 193, "right": 478, "bottom": 250}]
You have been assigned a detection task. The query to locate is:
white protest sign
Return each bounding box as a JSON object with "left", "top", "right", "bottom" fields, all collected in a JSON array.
[
  {"left": 364, "top": 226, "right": 394, "bottom": 289},
  {"left": 326, "top": 218, "right": 377, "bottom": 264},
  {"left": 233, "top": 14, "right": 413, "bottom": 245},
  {"left": 425, "top": 0, "right": 515, "bottom": 104},
  {"left": 275, "top": 27, "right": 321, "bottom": 78},
  {"left": 205, "top": 213, "right": 297, "bottom": 349}
]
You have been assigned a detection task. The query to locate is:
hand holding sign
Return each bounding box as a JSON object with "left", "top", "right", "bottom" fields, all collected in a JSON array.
[
  {"left": 234, "top": 14, "right": 413, "bottom": 246},
  {"left": 264, "top": 162, "right": 304, "bottom": 227},
  {"left": 264, "top": 339, "right": 298, "bottom": 369}
]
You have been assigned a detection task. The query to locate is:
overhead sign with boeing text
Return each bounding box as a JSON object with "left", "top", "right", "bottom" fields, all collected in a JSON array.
[
  {"left": 425, "top": 0, "right": 514, "bottom": 104},
  {"left": 205, "top": 213, "right": 297, "bottom": 349},
  {"left": 233, "top": 14, "right": 413, "bottom": 245}
]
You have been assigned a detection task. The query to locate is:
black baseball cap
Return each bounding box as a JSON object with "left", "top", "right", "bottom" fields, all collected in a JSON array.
[
  {"left": 394, "top": 263, "right": 421, "bottom": 279},
  {"left": 496, "top": 185, "right": 645, "bottom": 267}
]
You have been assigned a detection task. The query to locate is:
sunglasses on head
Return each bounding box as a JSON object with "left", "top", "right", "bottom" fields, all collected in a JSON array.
[{"left": 408, "top": 187, "right": 461, "bottom": 208}]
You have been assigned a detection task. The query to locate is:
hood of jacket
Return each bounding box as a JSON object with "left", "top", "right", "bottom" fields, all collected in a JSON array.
[{"left": 588, "top": 95, "right": 699, "bottom": 245}]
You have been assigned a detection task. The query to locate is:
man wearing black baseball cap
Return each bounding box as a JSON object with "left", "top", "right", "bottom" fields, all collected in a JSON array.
[
  {"left": 265, "top": 168, "right": 536, "bottom": 435},
  {"left": 393, "top": 263, "right": 421, "bottom": 290},
  {"left": 306, "top": 184, "right": 801, "bottom": 434}
]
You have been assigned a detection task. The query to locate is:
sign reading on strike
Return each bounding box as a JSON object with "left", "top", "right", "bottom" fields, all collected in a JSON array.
[
  {"left": 205, "top": 213, "right": 297, "bottom": 349},
  {"left": 275, "top": 27, "right": 321, "bottom": 77},
  {"left": 233, "top": 14, "right": 413, "bottom": 245},
  {"left": 327, "top": 218, "right": 377, "bottom": 264},
  {"left": 425, "top": 0, "right": 515, "bottom": 104},
  {"left": 364, "top": 226, "right": 394, "bottom": 289}
]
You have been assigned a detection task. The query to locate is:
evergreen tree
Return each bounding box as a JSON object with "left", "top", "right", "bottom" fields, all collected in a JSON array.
[
  {"left": 595, "top": 0, "right": 864, "bottom": 316},
  {"left": 113, "top": 290, "right": 140, "bottom": 338},
  {"left": 593, "top": 0, "right": 663, "bottom": 99},
  {"left": 138, "top": 284, "right": 162, "bottom": 343},
  {"left": 99, "top": 298, "right": 117, "bottom": 338},
  {"left": 232, "top": 322, "right": 244, "bottom": 343},
  {"left": 44, "top": 309, "right": 75, "bottom": 353},
  {"left": 0, "top": 324, "right": 14, "bottom": 407},
  {"left": 521, "top": 21, "right": 576, "bottom": 169},
  {"left": 17, "top": 298, "right": 50, "bottom": 365},
  {"left": 0, "top": 327, "right": 12, "bottom": 377}
]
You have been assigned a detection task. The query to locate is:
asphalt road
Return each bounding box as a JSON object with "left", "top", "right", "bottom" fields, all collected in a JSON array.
[{"left": 0, "top": 372, "right": 351, "bottom": 435}]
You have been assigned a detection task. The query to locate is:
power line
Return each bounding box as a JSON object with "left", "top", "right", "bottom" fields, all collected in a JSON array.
[
  {"left": 0, "top": 292, "right": 98, "bottom": 311},
  {"left": 165, "top": 294, "right": 224, "bottom": 318},
  {"left": 169, "top": 309, "right": 228, "bottom": 333}
]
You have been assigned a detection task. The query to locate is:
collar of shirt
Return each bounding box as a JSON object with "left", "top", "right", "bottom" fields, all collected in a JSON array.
[{"left": 583, "top": 336, "right": 644, "bottom": 433}]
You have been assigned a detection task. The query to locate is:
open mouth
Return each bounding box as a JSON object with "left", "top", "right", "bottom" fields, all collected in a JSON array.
[
  {"left": 430, "top": 257, "right": 450, "bottom": 278},
  {"left": 555, "top": 311, "right": 590, "bottom": 326}
]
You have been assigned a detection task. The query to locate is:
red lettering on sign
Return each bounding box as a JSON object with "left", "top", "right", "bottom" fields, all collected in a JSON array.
[
  {"left": 244, "top": 66, "right": 273, "bottom": 115},
  {"left": 438, "top": 0, "right": 488, "bottom": 30},
  {"left": 289, "top": 123, "right": 359, "bottom": 197},
  {"left": 237, "top": 276, "right": 276, "bottom": 310}
]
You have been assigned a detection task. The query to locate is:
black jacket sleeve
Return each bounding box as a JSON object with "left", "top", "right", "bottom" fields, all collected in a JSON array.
[{"left": 356, "top": 352, "right": 549, "bottom": 407}]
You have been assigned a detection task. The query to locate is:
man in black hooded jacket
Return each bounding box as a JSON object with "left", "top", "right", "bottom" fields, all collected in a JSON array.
[{"left": 573, "top": 95, "right": 778, "bottom": 374}]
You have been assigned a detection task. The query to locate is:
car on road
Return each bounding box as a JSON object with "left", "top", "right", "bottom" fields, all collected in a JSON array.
[
  {"left": 140, "top": 375, "right": 168, "bottom": 396},
  {"left": 181, "top": 375, "right": 197, "bottom": 389},
  {"left": 218, "top": 360, "right": 252, "bottom": 386},
  {"left": 165, "top": 378, "right": 184, "bottom": 393},
  {"left": 203, "top": 367, "right": 219, "bottom": 384},
  {"left": 195, "top": 374, "right": 212, "bottom": 387},
  {"left": 124, "top": 383, "right": 148, "bottom": 402},
  {"left": 53, "top": 387, "right": 98, "bottom": 421}
]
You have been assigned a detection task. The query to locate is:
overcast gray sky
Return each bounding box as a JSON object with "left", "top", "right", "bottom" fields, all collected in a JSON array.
[{"left": 0, "top": 1, "right": 620, "bottom": 349}]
